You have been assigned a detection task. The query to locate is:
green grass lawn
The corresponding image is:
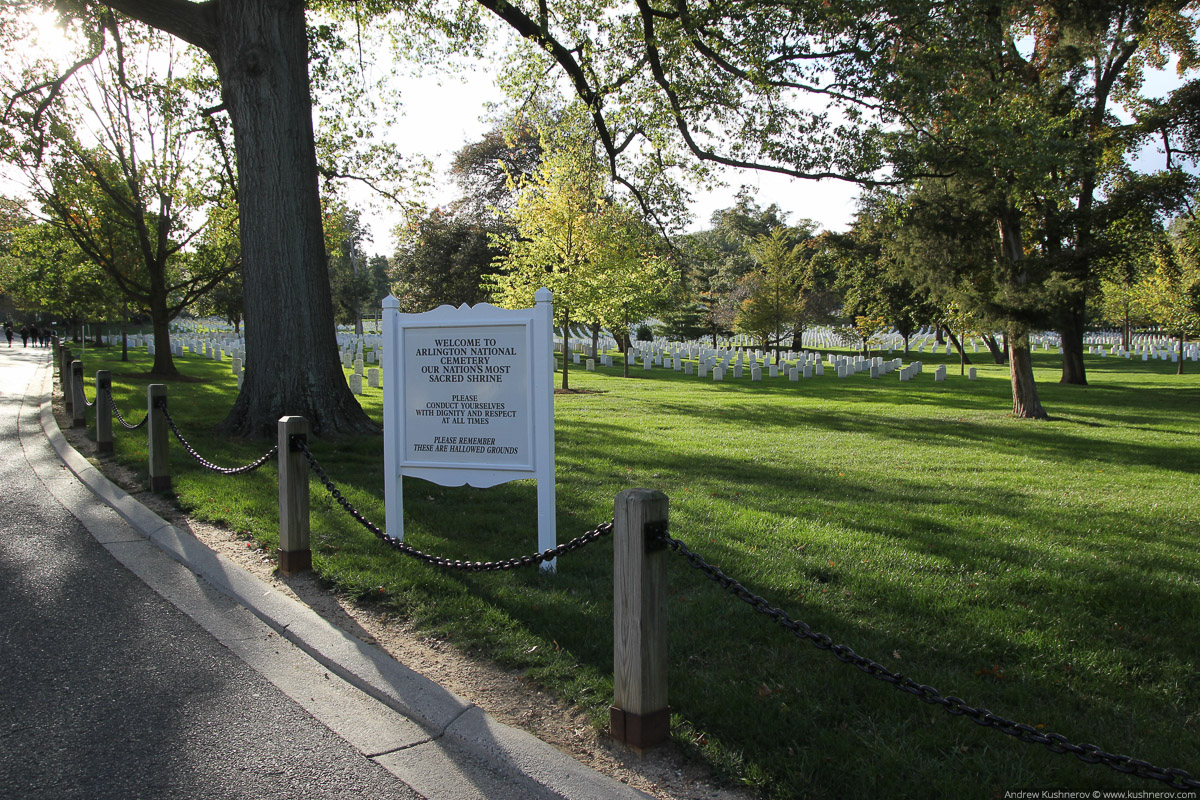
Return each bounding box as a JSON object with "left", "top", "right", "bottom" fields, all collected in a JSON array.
[{"left": 69, "top": 342, "right": 1200, "bottom": 798}]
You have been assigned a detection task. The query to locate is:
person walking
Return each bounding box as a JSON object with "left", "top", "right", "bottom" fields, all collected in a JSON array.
[
  {"left": 4, "top": 324, "right": 12, "bottom": 347},
  {"left": 19, "top": 326, "right": 29, "bottom": 347},
  {"left": 29, "top": 324, "right": 39, "bottom": 347}
]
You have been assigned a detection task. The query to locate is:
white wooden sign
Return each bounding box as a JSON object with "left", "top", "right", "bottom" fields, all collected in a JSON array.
[{"left": 382, "top": 289, "right": 557, "bottom": 570}]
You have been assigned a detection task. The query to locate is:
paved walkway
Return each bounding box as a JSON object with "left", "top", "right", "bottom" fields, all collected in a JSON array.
[{"left": 0, "top": 348, "right": 649, "bottom": 800}]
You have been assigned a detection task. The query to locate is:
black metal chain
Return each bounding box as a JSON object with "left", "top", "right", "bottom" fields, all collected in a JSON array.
[
  {"left": 82, "top": 390, "right": 95, "bottom": 408},
  {"left": 295, "top": 436, "right": 612, "bottom": 570},
  {"left": 103, "top": 386, "right": 148, "bottom": 430},
  {"left": 659, "top": 531, "right": 1200, "bottom": 791},
  {"left": 160, "top": 406, "right": 278, "bottom": 475}
]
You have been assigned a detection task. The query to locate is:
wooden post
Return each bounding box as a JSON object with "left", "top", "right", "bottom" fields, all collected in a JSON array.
[
  {"left": 61, "top": 348, "right": 74, "bottom": 413},
  {"left": 277, "top": 416, "right": 312, "bottom": 576},
  {"left": 70, "top": 361, "right": 87, "bottom": 428},
  {"left": 611, "top": 488, "right": 670, "bottom": 752},
  {"left": 96, "top": 371, "right": 113, "bottom": 454},
  {"left": 147, "top": 384, "right": 170, "bottom": 493}
]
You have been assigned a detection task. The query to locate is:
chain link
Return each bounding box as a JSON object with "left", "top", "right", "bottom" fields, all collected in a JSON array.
[
  {"left": 160, "top": 405, "right": 278, "bottom": 475},
  {"left": 295, "top": 437, "right": 612, "bottom": 570},
  {"left": 104, "top": 386, "right": 148, "bottom": 430},
  {"left": 659, "top": 531, "right": 1200, "bottom": 791}
]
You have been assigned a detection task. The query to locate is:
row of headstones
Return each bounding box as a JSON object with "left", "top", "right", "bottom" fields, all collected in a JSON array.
[
  {"left": 607, "top": 326, "right": 1200, "bottom": 357},
  {"left": 147, "top": 324, "right": 982, "bottom": 386},
  {"left": 623, "top": 334, "right": 1011, "bottom": 363},
  {"left": 336, "top": 336, "right": 383, "bottom": 398},
  {"left": 569, "top": 349, "right": 982, "bottom": 383},
  {"left": 134, "top": 328, "right": 981, "bottom": 388},
  {"left": 1085, "top": 331, "right": 1193, "bottom": 348},
  {"left": 135, "top": 326, "right": 386, "bottom": 393},
  {"left": 564, "top": 337, "right": 620, "bottom": 356},
  {"left": 340, "top": 347, "right": 379, "bottom": 369},
  {"left": 143, "top": 327, "right": 389, "bottom": 394},
  {"left": 1089, "top": 343, "right": 1199, "bottom": 362},
  {"left": 343, "top": 355, "right": 382, "bottom": 395}
]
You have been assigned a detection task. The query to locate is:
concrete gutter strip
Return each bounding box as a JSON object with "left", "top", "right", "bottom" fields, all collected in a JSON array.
[{"left": 31, "top": 360, "right": 650, "bottom": 800}]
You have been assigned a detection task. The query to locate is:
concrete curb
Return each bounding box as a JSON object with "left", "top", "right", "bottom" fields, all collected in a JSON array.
[{"left": 33, "top": 358, "right": 650, "bottom": 800}]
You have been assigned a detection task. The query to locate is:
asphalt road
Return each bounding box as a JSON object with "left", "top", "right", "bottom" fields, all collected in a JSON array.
[{"left": 0, "top": 346, "right": 422, "bottom": 800}]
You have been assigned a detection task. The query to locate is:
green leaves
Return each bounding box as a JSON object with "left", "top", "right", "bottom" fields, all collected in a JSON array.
[{"left": 487, "top": 106, "right": 674, "bottom": 381}]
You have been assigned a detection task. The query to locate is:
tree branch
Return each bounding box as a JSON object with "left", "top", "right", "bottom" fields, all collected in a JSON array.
[
  {"left": 317, "top": 165, "right": 407, "bottom": 204},
  {"left": 634, "top": 0, "right": 891, "bottom": 184},
  {"left": 98, "top": 0, "right": 218, "bottom": 54}
]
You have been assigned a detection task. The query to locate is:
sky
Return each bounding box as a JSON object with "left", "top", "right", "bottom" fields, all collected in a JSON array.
[
  {"left": 5, "top": 10, "right": 862, "bottom": 253},
  {"left": 347, "top": 64, "right": 864, "bottom": 255},
  {"left": 12, "top": 9, "right": 1192, "bottom": 259},
  {"left": 351, "top": 56, "right": 1189, "bottom": 258}
]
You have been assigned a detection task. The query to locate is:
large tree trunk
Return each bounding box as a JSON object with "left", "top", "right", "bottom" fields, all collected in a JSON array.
[
  {"left": 210, "top": 0, "right": 375, "bottom": 437},
  {"left": 1009, "top": 327, "right": 1048, "bottom": 420},
  {"left": 1057, "top": 302, "right": 1088, "bottom": 385},
  {"left": 999, "top": 212, "right": 1047, "bottom": 420},
  {"left": 104, "top": 0, "right": 377, "bottom": 437},
  {"left": 1179, "top": 331, "right": 1186, "bottom": 376},
  {"left": 148, "top": 266, "right": 177, "bottom": 376},
  {"left": 149, "top": 310, "right": 177, "bottom": 376}
]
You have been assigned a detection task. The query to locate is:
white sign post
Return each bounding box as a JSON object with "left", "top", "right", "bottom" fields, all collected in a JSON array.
[{"left": 382, "top": 288, "right": 558, "bottom": 570}]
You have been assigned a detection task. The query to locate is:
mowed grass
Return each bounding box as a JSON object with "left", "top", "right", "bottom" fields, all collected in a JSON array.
[{"left": 71, "top": 342, "right": 1199, "bottom": 798}]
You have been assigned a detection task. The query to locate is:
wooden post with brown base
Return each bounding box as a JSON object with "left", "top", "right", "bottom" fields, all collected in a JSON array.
[
  {"left": 70, "top": 361, "right": 86, "bottom": 428},
  {"left": 277, "top": 416, "right": 312, "bottom": 576},
  {"left": 147, "top": 384, "right": 170, "bottom": 493},
  {"left": 96, "top": 371, "right": 113, "bottom": 454},
  {"left": 611, "top": 488, "right": 670, "bottom": 752},
  {"left": 60, "top": 348, "right": 74, "bottom": 414}
]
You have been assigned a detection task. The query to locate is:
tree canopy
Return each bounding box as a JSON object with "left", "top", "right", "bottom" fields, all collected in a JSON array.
[
  {"left": 1, "top": 17, "right": 239, "bottom": 374},
  {"left": 487, "top": 110, "right": 673, "bottom": 386}
]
